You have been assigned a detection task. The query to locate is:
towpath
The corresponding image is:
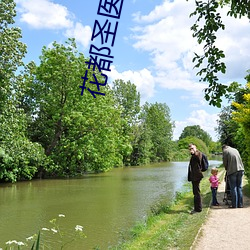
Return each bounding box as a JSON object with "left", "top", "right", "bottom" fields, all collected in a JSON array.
[{"left": 192, "top": 173, "right": 250, "bottom": 250}]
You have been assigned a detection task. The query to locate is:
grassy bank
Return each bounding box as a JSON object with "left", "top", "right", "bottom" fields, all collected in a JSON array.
[{"left": 111, "top": 169, "right": 225, "bottom": 250}]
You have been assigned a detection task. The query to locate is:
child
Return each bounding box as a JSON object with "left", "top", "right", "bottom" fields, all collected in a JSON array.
[{"left": 209, "top": 168, "right": 220, "bottom": 206}]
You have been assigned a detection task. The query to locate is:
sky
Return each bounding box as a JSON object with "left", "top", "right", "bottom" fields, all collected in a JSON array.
[{"left": 13, "top": 0, "right": 250, "bottom": 141}]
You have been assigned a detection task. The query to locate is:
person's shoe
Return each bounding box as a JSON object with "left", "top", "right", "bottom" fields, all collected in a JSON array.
[
  {"left": 238, "top": 205, "right": 243, "bottom": 208},
  {"left": 228, "top": 205, "right": 236, "bottom": 208},
  {"left": 190, "top": 209, "right": 201, "bottom": 214},
  {"left": 212, "top": 203, "right": 220, "bottom": 206}
]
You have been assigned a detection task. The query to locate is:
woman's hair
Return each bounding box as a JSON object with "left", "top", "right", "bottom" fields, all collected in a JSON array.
[{"left": 211, "top": 167, "right": 218, "bottom": 174}]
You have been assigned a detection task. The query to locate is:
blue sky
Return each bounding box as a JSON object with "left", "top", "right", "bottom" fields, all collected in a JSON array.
[{"left": 14, "top": 0, "right": 250, "bottom": 141}]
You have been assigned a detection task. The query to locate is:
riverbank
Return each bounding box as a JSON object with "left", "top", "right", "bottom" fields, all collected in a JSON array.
[
  {"left": 112, "top": 169, "right": 221, "bottom": 249},
  {"left": 113, "top": 168, "right": 250, "bottom": 250}
]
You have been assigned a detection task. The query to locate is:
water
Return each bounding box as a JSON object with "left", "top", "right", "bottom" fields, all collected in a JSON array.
[{"left": 0, "top": 160, "right": 221, "bottom": 249}]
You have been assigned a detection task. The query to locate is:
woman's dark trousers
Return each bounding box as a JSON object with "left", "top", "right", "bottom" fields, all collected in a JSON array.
[{"left": 192, "top": 181, "right": 202, "bottom": 212}]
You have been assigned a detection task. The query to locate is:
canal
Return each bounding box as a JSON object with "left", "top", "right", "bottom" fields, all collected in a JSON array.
[{"left": 0, "top": 160, "right": 221, "bottom": 249}]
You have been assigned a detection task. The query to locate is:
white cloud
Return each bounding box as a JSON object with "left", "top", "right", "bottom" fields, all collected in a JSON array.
[
  {"left": 65, "top": 22, "right": 92, "bottom": 48},
  {"left": 214, "top": 7, "right": 250, "bottom": 81},
  {"left": 130, "top": 0, "right": 250, "bottom": 95},
  {"left": 107, "top": 66, "right": 156, "bottom": 103},
  {"left": 130, "top": 0, "right": 205, "bottom": 97},
  {"left": 16, "top": 0, "right": 73, "bottom": 29},
  {"left": 132, "top": 0, "right": 179, "bottom": 23},
  {"left": 173, "top": 110, "right": 219, "bottom": 141},
  {"left": 16, "top": 0, "right": 92, "bottom": 49}
]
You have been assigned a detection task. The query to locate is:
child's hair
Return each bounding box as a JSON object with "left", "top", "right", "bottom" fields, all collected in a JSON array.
[{"left": 211, "top": 167, "right": 218, "bottom": 175}]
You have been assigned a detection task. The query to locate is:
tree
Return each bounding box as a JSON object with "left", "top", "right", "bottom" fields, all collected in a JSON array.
[
  {"left": 112, "top": 79, "right": 140, "bottom": 124},
  {"left": 129, "top": 122, "right": 153, "bottom": 166},
  {"left": 24, "top": 39, "right": 128, "bottom": 175},
  {"left": 231, "top": 79, "right": 250, "bottom": 176},
  {"left": 178, "top": 136, "right": 209, "bottom": 156},
  {"left": 112, "top": 79, "right": 140, "bottom": 165},
  {"left": 0, "top": 0, "right": 47, "bottom": 182},
  {"left": 216, "top": 72, "right": 250, "bottom": 150},
  {"left": 179, "top": 125, "right": 212, "bottom": 146},
  {"left": 140, "top": 102, "right": 174, "bottom": 162},
  {"left": 216, "top": 106, "right": 240, "bottom": 147},
  {"left": 0, "top": 0, "right": 27, "bottom": 109},
  {"left": 190, "top": 0, "right": 250, "bottom": 107}
]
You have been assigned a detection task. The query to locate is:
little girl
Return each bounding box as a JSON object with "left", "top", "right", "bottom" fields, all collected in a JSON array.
[{"left": 209, "top": 168, "right": 220, "bottom": 206}]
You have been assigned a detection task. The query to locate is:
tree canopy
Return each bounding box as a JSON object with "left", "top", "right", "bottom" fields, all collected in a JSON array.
[
  {"left": 179, "top": 125, "right": 212, "bottom": 146},
  {"left": 0, "top": 0, "right": 48, "bottom": 182}
]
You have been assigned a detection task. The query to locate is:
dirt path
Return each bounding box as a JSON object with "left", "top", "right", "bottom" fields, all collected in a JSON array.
[{"left": 192, "top": 174, "right": 250, "bottom": 250}]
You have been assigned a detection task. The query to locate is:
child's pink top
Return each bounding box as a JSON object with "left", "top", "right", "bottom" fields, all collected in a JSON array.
[{"left": 209, "top": 175, "right": 219, "bottom": 188}]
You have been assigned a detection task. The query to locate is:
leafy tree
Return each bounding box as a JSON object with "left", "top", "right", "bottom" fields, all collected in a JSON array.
[
  {"left": 24, "top": 39, "right": 128, "bottom": 175},
  {"left": 216, "top": 106, "right": 240, "bottom": 147},
  {"left": 129, "top": 122, "right": 153, "bottom": 166},
  {"left": 0, "top": 0, "right": 47, "bottom": 182},
  {"left": 190, "top": 0, "right": 250, "bottom": 107},
  {"left": 215, "top": 72, "right": 250, "bottom": 176},
  {"left": 178, "top": 136, "right": 209, "bottom": 156},
  {"left": 140, "top": 102, "right": 174, "bottom": 162},
  {"left": 179, "top": 125, "right": 212, "bottom": 146},
  {"left": 112, "top": 79, "right": 140, "bottom": 165},
  {"left": 112, "top": 79, "right": 140, "bottom": 124},
  {"left": 231, "top": 81, "right": 250, "bottom": 176},
  {"left": 209, "top": 141, "right": 222, "bottom": 155},
  {"left": 216, "top": 72, "right": 250, "bottom": 151},
  {"left": 0, "top": 0, "right": 27, "bottom": 109}
]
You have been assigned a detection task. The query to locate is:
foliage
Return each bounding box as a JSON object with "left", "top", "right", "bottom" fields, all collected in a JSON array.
[
  {"left": 178, "top": 136, "right": 209, "bottom": 156},
  {"left": 189, "top": 0, "right": 250, "bottom": 107},
  {"left": 0, "top": 0, "right": 48, "bottom": 182},
  {"left": 215, "top": 72, "right": 250, "bottom": 176},
  {"left": 0, "top": 0, "right": 27, "bottom": 108},
  {"left": 112, "top": 79, "right": 141, "bottom": 165},
  {"left": 216, "top": 106, "right": 240, "bottom": 147},
  {"left": 129, "top": 122, "right": 153, "bottom": 166},
  {"left": 231, "top": 82, "right": 250, "bottom": 176},
  {"left": 23, "top": 39, "right": 128, "bottom": 175},
  {"left": 209, "top": 141, "right": 222, "bottom": 154},
  {"left": 140, "top": 102, "right": 174, "bottom": 162},
  {"left": 112, "top": 79, "right": 140, "bottom": 124},
  {"left": 179, "top": 125, "right": 212, "bottom": 146}
]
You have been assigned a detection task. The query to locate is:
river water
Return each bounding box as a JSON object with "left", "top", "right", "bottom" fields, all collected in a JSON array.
[{"left": 0, "top": 160, "right": 221, "bottom": 249}]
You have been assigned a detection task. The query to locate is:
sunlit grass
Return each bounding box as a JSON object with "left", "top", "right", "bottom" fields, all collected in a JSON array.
[{"left": 111, "top": 173, "right": 220, "bottom": 250}]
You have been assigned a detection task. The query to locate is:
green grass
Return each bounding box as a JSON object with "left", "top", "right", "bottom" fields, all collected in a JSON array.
[{"left": 111, "top": 170, "right": 225, "bottom": 250}]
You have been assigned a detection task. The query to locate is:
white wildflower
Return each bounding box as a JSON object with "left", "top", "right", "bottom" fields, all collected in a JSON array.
[
  {"left": 17, "top": 241, "right": 25, "bottom": 246},
  {"left": 6, "top": 240, "right": 17, "bottom": 245},
  {"left": 75, "top": 225, "right": 83, "bottom": 232},
  {"left": 26, "top": 236, "right": 34, "bottom": 241},
  {"left": 51, "top": 228, "right": 58, "bottom": 233},
  {"left": 58, "top": 214, "right": 65, "bottom": 217},
  {"left": 42, "top": 227, "right": 50, "bottom": 231}
]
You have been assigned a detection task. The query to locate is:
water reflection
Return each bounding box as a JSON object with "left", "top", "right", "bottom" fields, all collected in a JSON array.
[{"left": 0, "top": 160, "right": 221, "bottom": 249}]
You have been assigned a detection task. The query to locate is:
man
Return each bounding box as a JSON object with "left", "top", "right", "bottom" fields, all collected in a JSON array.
[
  {"left": 188, "top": 143, "right": 204, "bottom": 214},
  {"left": 222, "top": 144, "right": 244, "bottom": 208}
]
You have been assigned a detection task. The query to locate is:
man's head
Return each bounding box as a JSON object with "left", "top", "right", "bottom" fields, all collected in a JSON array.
[{"left": 188, "top": 143, "right": 197, "bottom": 155}]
